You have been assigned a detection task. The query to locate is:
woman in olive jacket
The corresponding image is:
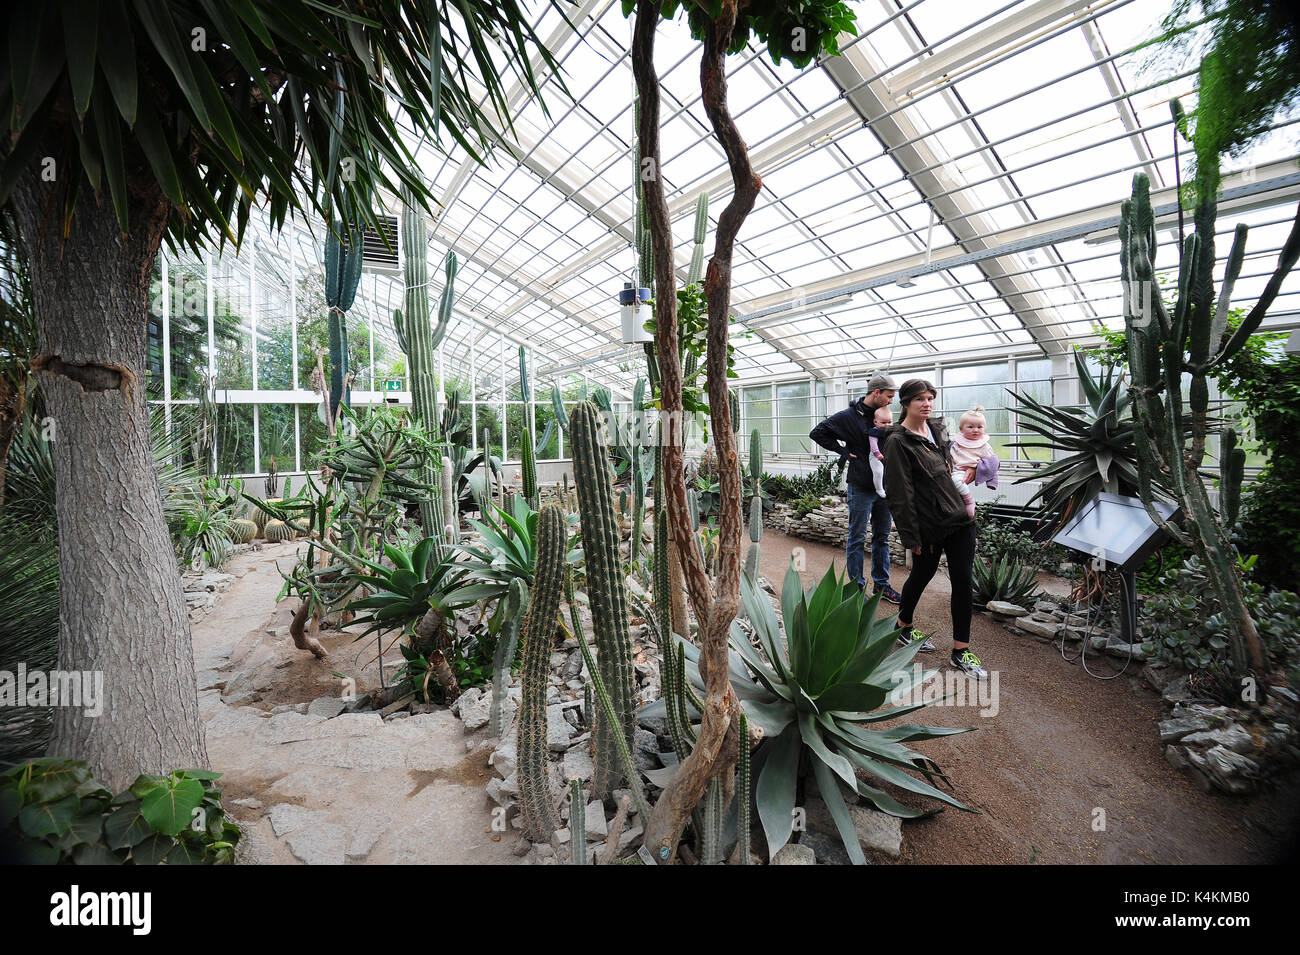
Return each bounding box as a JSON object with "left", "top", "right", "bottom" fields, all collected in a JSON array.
[{"left": 882, "top": 379, "right": 989, "bottom": 679}]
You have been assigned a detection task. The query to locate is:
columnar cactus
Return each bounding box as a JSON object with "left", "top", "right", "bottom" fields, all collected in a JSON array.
[
  {"left": 569, "top": 777, "right": 588, "bottom": 865},
  {"left": 687, "top": 192, "right": 709, "bottom": 287},
  {"left": 440, "top": 455, "right": 458, "bottom": 544},
  {"left": 737, "top": 710, "right": 751, "bottom": 865},
  {"left": 568, "top": 400, "right": 637, "bottom": 796},
  {"left": 1118, "top": 142, "right": 1299, "bottom": 677},
  {"left": 749, "top": 427, "right": 763, "bottom": 498},
  {"left": 489, "top": 578, "right": 529, "bottom": 738},
  {"left": 324, "top": 226, "right": 364, "bottom": 415},
  {"left": 393, "top": 187, "right": 458, "bottom": 535},
  {"left": 744, "top": 494, "right": 762, "bottom": 583},
  {"left": 518, "top": 503, "right": 567, "bottom": 842}
]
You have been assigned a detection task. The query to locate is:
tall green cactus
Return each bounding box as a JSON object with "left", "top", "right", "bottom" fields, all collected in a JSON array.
[
  {"left": 744, "top": 494, "right": 762, "bottom": 583},
  {"left": 687, "top": 192, "right": 709, "bottom": 287},
  {"left": 749, "top": 428, "right": 763, "bottom": 498},
  {"left": 569, "top": 777, "right": 588, "bottom": 865},
  {"left": 393, "top": 190, "right": 459, "bottom": 536},
  {"left": 489, "top": 578, "right": 529, "bottom": 737},
  {"left": 569, "top": 401, "right": 637, "bottom": 797},
  {"left": 518, "top": 503, "right": 567, "bottom": 842},
  {"left": 324, "top": 225, "right": 364, "bottom": 416},
  {"left": 736, "top": 710, "right": 751, "bottom": 865},
  {"left": 1119, "top": 127, "right": 1300, "bottom": 677}
]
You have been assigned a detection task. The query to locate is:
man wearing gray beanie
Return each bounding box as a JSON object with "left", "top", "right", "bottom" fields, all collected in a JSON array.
[{"left": 809, "top": 372, "right": 902, "bottom": 603}]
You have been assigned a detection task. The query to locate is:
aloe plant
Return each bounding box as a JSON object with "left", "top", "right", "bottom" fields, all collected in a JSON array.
[
  {"left": 1009, "top": 350, "right": 1147, "bottom": 532},
  {"left": 971, "top": 555, "right": 1043, "bottom": 607},
  {"left": 657, "top": 566, "right": 973, "bottom": 864}
]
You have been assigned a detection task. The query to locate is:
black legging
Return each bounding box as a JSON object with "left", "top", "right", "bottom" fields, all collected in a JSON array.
[{"left": 898, "top": 523, "right": 977, "bottom": 645}]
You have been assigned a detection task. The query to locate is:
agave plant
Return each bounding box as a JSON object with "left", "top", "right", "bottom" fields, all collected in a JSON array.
[
  {"left": 972, "top": 554, "right": 1043, "bottom": 607},
  {"left": 344, "top": 537, "right": 479, "bottom": 642},
  {"left": 1009, "top": 350, "right": 1144, "bottom": 532},
  {"left": 663, "top": 566, "right": 973, "bottom": 864}
]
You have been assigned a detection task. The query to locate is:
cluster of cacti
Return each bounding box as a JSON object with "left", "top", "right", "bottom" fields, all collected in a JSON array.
[
  {"left": 569, "top": 580, "right": 651, "bottom": 820},
  {"left": 324, "top": 226, "right": 364, "bottom": 416},
  {"left": 518, "top": 503, "right": 567, "bottom": 842},
  {"left": 1118, "top": 133, "right": 1297, "bottom": 677},
  {"left": 393, "top": 187, "right": 458, "bottom": 538},
  {"left": 568, "top": 778, "right": 588, "bottom": 865},
  {"left": 229, "top": 518, "right": 257, "bottom": 544},
  {"left": 263, "top": 519, "right": 294, "bottom": 544},
  {"left": 569, "top": 401, "right": 637, "bottom": 797},
  {"left": 489, "top": 578, "right": 529, "bottom": 738}
]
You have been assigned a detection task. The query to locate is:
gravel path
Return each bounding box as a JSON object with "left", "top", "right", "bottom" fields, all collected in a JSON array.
[{"left": 758, "top": 528, "right": 1300, "bottom": 864}]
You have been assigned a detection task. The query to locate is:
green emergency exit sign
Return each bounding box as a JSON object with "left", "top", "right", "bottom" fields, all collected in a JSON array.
[{"left": 384, "top": 379, "right": 403, "bottom": 392}]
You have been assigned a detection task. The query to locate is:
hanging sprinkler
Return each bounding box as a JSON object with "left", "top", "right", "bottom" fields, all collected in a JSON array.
[{"left": 619, "top": 281, "right": 653, "bottom": 344}]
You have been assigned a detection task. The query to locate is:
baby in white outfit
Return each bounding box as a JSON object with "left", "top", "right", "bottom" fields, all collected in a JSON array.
[{"left": 950, "top": 407, "right": 997, "bottom": 518}]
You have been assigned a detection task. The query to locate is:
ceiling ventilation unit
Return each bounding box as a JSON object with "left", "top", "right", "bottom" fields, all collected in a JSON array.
[{"left": 361, "top": 214, "right": 401, "bottom": 274}]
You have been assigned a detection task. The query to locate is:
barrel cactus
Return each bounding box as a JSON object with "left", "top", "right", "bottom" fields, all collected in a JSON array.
[
  {"left": 263, "top": 519, "right": 294, "bottom": 544},
  {"left": 229, "top": 518, "right": 257, "bottom": 544}
]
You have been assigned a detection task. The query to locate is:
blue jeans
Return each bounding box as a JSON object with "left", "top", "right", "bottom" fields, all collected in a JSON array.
[{"left": 845, "top": 482, "right": 892, "bottom": 589}]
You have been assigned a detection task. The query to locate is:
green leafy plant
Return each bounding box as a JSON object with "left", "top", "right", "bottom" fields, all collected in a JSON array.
[
  {"left": 460, "top": 495, "right": 539, "bottom": 602},
  {"left": 972, "top": 555, "right": 1043, "bottom": 607},
  {"left": 176, "top": 476, "right": 244, "bottom": 571},
  {"left": 662, "top": 566, "right": 972, "bottom": 864},
  {"left": 761, "top": 462, "right": 842, "bottom": 504},
  {"left": 1139, "top": 556, "right": 1300, "bottom": 687},
  {"left": 975, "top": 502, "right": 1066, "bottom": 574},
  {"left": 0, "top": 759, "right": 239, "bottom": 865},
  {"left": 345, "top": 537, "right": 478, "bottom": 642}
]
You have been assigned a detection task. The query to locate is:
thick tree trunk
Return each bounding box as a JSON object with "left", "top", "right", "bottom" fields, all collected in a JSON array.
[{"left": 10, "top": 178, "right": 209, "bottom": 792}]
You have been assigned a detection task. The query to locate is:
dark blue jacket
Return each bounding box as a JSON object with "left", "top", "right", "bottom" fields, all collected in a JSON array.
[{"left": 809, "top": 398, "right": 877, "bottom": 490}]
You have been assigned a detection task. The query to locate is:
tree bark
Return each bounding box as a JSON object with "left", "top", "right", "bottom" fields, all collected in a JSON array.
[
  {"left": 10, "top": 173, "right": 209, "bottom": 792},
  {"left": 636, "top": 0, "right": 756, "bottom": 862}
]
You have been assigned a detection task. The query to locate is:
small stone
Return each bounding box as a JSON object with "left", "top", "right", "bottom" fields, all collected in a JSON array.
[
  {"left": 562, "top": 749, "right": 595, "bottom": 782},
  {"left": 1164, "top": 745, "right": 1188, "bottom": 768},
  {"left": 798, "top": 830, "right": 852, "bottom": 866},
  {"left": 232, "top": 797, "right": 263, "bottom": 810},
  {"left": 848, "top": 806, "right": 902, "bottom": 858},
  {"left": 553, "top": 828, "right": 571, "bottom": 845},
  {"left": 534, "top": 842, "right": 555, "bottom": 858},
  {"left": 1016, "top": 617, "right": 1059, "bottom": 639},
  {"left": 547, "top": 704, "right": 575, "bottom": 752},
  {"left": 611, "top": 788, "right": 638, "bottom": 814},
  {"left": 1158, "top": 716, "right": 1210, "bottom": 743},
  {"left": 489, "top": 741, "right": 517, "bottom": 779},
  {"left": 1163, "top": 675, "right": 1192, "bottom": 703},
  {"left": 269, "top": 803, "right": 330, "bottom": 838},
  {"left": 306, "top": 696, "right": 348, "bottom": 719},
  {"left": 512, "top": 836, "right": 532, "bottom": 857},
  {"left": 450, "top": 686, "right": 482, "bottom": 719},
  {"left": 772, "top": 843, "right": 816, "bottom": 865},
  {"left": 584, "top": 800, "right": 608, "bottom": 839},
  {"left": 1033, "top": 600, "right": 1059, "bottom": 614},
  {"left": 987, "top": 601, "right": 1029, "bottom": 617},
  {"left": 1181, "top": 724, "right": 1254, "bottom": 754}
]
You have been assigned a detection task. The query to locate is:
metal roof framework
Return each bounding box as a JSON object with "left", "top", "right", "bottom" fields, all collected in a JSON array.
[{"left": 240, "top": 0, "right": 1300, "bottom": 399}]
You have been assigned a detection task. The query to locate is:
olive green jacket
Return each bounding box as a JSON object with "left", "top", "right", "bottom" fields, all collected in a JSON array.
[{"left": 881, "top": 419, "right": 973, "bottom": 551}]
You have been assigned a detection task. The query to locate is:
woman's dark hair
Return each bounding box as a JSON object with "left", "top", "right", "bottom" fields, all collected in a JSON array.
[{"left": 898, "top": 378, "right": 937, "bottom": 406}]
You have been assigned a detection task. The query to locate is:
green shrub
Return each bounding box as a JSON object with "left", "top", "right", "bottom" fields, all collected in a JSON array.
[
  {"left": 791, "top": 494, "right": 832, "bottom": 518},
  {"left": 0, "top": 759, "right": 240, "bottom": 864},
  {"left": 762, "top": 462, "right": 841, "bottom": 503},
  {"left": 1140, "top": 556, "right": 1300, "bottom": 685},
  {"left": 974, "top": 503, "right": 1066, "bottom": 574}
]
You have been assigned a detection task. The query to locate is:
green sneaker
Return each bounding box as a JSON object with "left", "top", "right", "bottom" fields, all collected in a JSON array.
[
  {"left": 951, "top": 649, "right": 989, "bottom": 679},
  {"left": 896, "top": 627, "right": 936, "bottom": 652}
]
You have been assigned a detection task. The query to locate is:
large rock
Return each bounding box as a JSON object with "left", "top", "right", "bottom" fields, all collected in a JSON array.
[
  {"left": 848, "top": 806, "right": 903, "bottom": 858},
  {"left": 772, "top": 844, "right": 816, "bottom": 865},
  {"left": 1162, "top": 675, "right": 1192, "bottom": 703},
  {"left": 268, "top": 803, "right": 330, "bottom": 838}
]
